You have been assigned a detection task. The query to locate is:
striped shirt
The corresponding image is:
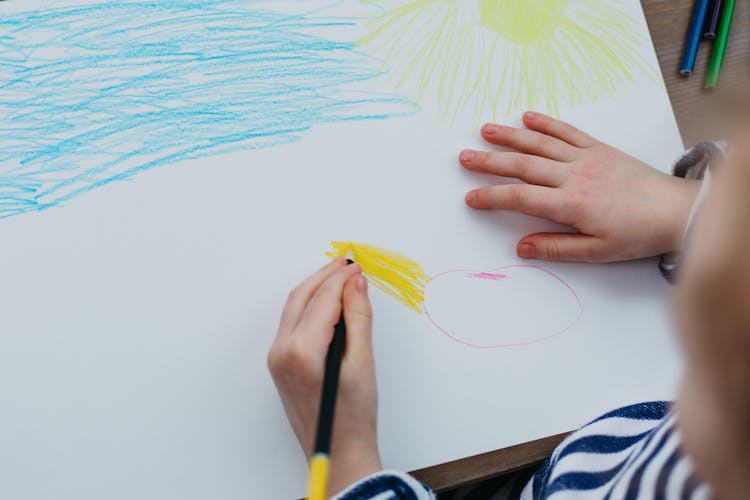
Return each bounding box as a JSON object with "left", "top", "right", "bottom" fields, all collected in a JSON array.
[
  {"left": 522, "top": 402, "right": 709, "bottom": 499},
  {"left": 334, "top": 402, "right": 710, "bottom": 500}
]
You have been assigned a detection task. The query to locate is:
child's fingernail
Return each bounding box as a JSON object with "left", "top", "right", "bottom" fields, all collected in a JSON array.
[
  {"left": 524, "top": 111, "right": 538, "bottom": 120},
  {"left": 465, "top": 191, "right": 475, "bottom": 205},
  {"left": 518, "top": 243, "right": 535, "bottom": 259},
  {"left": 460, "top": 149, "right": 474, "bottom": 162},
  {"left": 482, "top": 124, "right": 496, "bottom": 135},
  {"left": 356, "top": 275, "right": 368, "bottom": 294}
]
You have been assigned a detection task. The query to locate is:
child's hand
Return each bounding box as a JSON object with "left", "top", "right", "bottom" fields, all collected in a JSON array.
[
  {"left": 460, "top": 111, "right": 701, "bottom": 263},
  {"left": 268, "top": 258, "right": 381, "bottom": 496}
]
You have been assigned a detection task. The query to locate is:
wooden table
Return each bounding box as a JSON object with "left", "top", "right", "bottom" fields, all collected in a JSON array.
[
  {"left": 411, "top": 0, "right": 750, "bottom": 492},
  {"left": 648, "top": 0, "right": 750, "bottom": 146}
]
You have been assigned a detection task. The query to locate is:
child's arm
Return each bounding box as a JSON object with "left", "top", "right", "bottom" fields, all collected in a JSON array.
[
  {"left": 460, "top": 111, "right": 701, "bottom": 263},
  {"left": 267, "top": 259, "right": 383, "bottom": 497},
  {"left": 269, "top": 259, "right": 436, "bottom": 499}
]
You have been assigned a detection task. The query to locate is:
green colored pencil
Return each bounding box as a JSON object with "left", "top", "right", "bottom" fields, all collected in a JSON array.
[{"left": 706, "top": 0, "right": 736, "bottom": 88}]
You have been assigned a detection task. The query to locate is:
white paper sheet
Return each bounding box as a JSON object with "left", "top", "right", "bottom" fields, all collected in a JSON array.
[{"left": 0, "top": 1, "right": 685, "bottom": 498}]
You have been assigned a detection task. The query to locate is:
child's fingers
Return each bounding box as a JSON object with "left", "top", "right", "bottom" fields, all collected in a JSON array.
[
  {"left": 278, "top": 258, "right": 349, "bottom": 334},
  {"left": 517, "top": 233, "right": 608, "bottom": 262},
  {"left": 465, "top": 184, "right": 567, "bottom": 223},
  {"left": 522, "top": 111, "right": 597, "bottom": 149},
  {"left": 341, "top": 274, "right": 373, "bottom": 365},
  {"left": 297, "top": 264, "right": 362, "bottom": 351},
  {"left": 459, "top": 149, "right": 566, "bottom": 187},
  {"left": 481, "top": 123, "right": 577, "bottom": 162}
]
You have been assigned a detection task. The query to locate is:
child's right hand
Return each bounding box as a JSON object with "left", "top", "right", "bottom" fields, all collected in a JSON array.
[
  {"left": 460, "top": 111, "right": 701, "bottom": 263},
  {"left": 268, "top": 259, "right": 382, "bottom": 497}
]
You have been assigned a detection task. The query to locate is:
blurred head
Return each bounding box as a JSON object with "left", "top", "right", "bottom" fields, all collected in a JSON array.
[{"left": 675, "top": 131, "right": 750, "bottom": 499}]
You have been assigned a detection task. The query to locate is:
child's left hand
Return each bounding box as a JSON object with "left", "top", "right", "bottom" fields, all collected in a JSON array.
[
  {"left": 460, "top": 111, "right": 700, "bottom": 262},
  {"left": 268, "top": 258, "right": 382, "bottom": 496}
]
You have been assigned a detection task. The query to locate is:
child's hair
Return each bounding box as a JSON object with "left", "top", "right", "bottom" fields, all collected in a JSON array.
[{"left": 686, "top": 135, "right": 750, "bottom": 461}]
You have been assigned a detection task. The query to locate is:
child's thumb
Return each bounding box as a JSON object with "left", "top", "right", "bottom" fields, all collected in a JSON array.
[
  {"left": 342, "top": 274, "right": 374, "bottom": 361},
  {"left": 517, "top": 233, "right": 606, "bottom": 263}
]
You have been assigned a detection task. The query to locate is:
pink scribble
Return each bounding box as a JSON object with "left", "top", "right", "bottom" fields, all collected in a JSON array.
[
  {"left": 422, "top": 264, "right": 584, "bottom": 350},
  {"left": 467, "top": 272, "right": 508, "bottom": 281}
]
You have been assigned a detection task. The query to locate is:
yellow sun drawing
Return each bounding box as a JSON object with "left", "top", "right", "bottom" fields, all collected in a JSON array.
[{"left": 359, "top": 0, "right": 662, "bottom": 122}]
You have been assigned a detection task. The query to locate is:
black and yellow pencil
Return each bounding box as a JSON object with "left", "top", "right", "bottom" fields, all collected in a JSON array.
[{"left": 306, "top": 260, "right": 351, "bottom": 500}]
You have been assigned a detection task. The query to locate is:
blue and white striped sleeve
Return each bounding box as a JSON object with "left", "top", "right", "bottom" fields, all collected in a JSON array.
[
  {"left": 329, "top": 408, "right": 710, "bottom": 499},
  {"left": 332, "top": 470, "right": 435, "bottom": 500},
  {"left": 523, "top": 402, "right": 710, "bottom": 500}
]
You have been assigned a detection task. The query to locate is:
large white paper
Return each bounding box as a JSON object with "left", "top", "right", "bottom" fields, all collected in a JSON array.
[{"left": 0, "top": 1, "right": 685, "bottom": 499}]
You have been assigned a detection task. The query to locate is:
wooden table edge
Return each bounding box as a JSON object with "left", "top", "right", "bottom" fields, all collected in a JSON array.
[{"left": 409, "top": 432, "right": 571, "bottom": 493}]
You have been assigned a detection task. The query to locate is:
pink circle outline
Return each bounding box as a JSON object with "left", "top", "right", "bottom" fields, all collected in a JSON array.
[{"left": 422, "top": 264, "right": 584, "bottom": 349}]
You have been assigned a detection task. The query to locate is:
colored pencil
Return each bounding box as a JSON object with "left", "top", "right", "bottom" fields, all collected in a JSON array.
[
  {"left": 306, "top": 259, "right": 352, "bottom": 500},
  {"left": 706, "top": 0, "right": 736, "bottom": 87},
  {"left": 703, "top": 0, "right": 723, "bottom": 39},
  {"left": 680, "top": 0, "right": 711, "bottom": 76}
]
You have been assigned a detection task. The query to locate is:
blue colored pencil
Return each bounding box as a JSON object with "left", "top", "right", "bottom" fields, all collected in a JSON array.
[{"left": 680, "top": 0, "right": 711, "bottom": 75}]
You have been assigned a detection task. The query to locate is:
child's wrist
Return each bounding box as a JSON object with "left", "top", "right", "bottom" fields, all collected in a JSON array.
[
  {"left": 664, "top": 177, "right": 702, "bottom": 254},
  {"left": 328, "top": 446, "right": 382, "bottom": 496}
]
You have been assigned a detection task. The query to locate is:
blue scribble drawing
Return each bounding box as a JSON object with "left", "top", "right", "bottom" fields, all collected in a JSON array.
[{"left": 0, "top": 0, "right": 414, "bottom": 219}]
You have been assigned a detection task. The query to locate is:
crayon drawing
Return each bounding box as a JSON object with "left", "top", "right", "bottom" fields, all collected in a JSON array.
[
  {"left": 0, "top": 1, "right": 414, "bottom": 219},
  {"left": 359, "top": 0, "right": 663, "bottom": 122},
  {"left": 327, "top": 241, "right": 429, "bottom": 312},
  {"left": 423, "top": 265, "right": 583, "bottom": 348},
  {"left": 328, "top": 241, "right": 583, "bottom": 348}
]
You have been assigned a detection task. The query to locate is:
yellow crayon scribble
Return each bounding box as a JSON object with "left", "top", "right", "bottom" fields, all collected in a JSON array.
[
  {"left": 326, "top": 241, "right": 429, "bottom": 313},
  {"left": 479, "top": 0, "right": 569, "bottom": 45},
  {"left": 359, "top": 0, "right": 663, "bottom": 122}
]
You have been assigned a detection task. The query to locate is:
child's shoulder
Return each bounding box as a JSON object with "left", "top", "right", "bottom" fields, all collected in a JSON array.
[{"left": 530, "top": 401, "right": 709, "bottom": 500}]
